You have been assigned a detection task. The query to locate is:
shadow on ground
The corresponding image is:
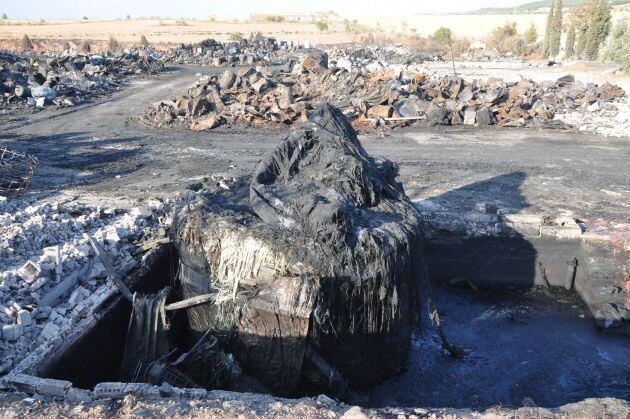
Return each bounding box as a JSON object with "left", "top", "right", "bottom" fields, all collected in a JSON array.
[
  {"left": 1, "top": 131, "right": 146, "bottom": 191},
  {"left": 367, "top": 172, "right": 630, "bottom": 409}
]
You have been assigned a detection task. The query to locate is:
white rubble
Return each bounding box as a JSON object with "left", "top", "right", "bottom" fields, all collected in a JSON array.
[
  {"left": 555, "top": 97, "right": 630, "bottom": 138},
  {"left": 0, "top": 195, "right": 172, "bottom": 376}
]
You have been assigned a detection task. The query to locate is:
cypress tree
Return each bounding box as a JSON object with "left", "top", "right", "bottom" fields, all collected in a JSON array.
[
  {"left": 565, "top": 26, "right": 576, "bottom": 58},
  {"left": 584, "top": 0, "right": 612, "bottom": 60},
  {"left": 21, "top": 34, "right": 34, "bottom": 50},
  {"left": 549, "top": 0, "right": 563, "bottom": 57},
  {"left": 542, "top": 0, "right": 556, "bottom": 57},
  {"left": 576, "top": 26, "right": 588, "bottom": 58},
  {"left": 525, "top": 23, "right": 538, "bottom": 44},
  {"left": 108, "top": 35, "right": 120, "bottom": 51},
  {"left": 80, "top": 39, "right": 91, "bottom": 53}
]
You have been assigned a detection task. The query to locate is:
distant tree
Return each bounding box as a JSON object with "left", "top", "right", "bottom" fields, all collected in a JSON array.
[
  {"left": 21, "top": 34, "right": 34, "bottom": 50},
  {"left": 601, "top": 18, "right": 630, "bottom": 68},
  {"left": 433, "top": 27, "right": 456, "bottom": 76},
  {"left": 343, "top": 19, "right": 367, "bottom": 40},
  {"left": 2, "top": 13, "right": 7, "bottom": 20},
  {"left": 584, "top": 0, "right": 612, "bottom": 60},
  {"left": 82, "top": 16, "right": 88, "bottom": 20},
  {"left": 139, "top": 35, "right": 149, "bottom": 47},
  {"left": 564, "top": 26, "right": 576, "bottom": 58},
  {"left": 80, "top": 39, "right": 91, "bottom": 53},
  {"left": 265, "top": 15, "right": 285, "bottom": 23},
  {"left": 542, "top": 0, "right": 555, "bottom": 57},
  {"left": 549, "top": 0, "right": 563, "bottom": 57},
  {"left": 229, "top": 32, "right": 243, "bottom": 41},
  {"left": 314, "top": 20, "right": 329, "bottom": 33},
  {"left": 525, "top": 23, "right": 538, "bottom": 44},
  {"left": 433, "top": 26, "right": 452, "bottom": 45},
  {"left": 565, "top": 5, "right": 583, "bottom": 58},
  {"left": 576, "top": 26, "right": 588, "bottom": 57},
  {"left": 108, "top": 35, "right": 120, "bottom": 51},
  {"left": 487, "top": 22, "right": 517, "bottom": 51}
]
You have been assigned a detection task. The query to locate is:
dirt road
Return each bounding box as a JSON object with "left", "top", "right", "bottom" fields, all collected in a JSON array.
[{"left": 2, "top": 65, "right": 629, "bottom": 225}]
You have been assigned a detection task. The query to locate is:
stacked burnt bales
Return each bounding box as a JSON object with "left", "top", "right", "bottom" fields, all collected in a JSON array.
[
  {"left": 171, "top": 105, "right": 423, "bottom": 395},
  {"left": 139, "top": 57, "right": 626, "bottom": 131}
]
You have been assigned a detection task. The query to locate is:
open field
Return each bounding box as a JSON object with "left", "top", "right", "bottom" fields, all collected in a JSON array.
[
  {"left": 0, "top": 14, "right": 581, "bottom": 48},
  {"left": 1, "top": 5, "right": 629, "bottom": 49},
  {"left": 0, "top": 19, "right": 344, "bottom": 47}
]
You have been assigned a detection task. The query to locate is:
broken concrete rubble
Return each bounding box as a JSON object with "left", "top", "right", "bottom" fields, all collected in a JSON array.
[
  {"left": 555, "top": 95, "right": 630, "bottom": 138},
  {"left": 1, "top": 38, "right": 628, "bottom": 415},
  {"left": 0, "top": 195, "right": 172, "bottom": 375},
  {"left": 0, "top": 379, "right": 628, "bottom": 418}
]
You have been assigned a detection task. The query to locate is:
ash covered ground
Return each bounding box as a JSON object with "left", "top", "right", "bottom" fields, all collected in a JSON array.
[{"left": 0, "top": 38, "right": 629, "bottom": 417}]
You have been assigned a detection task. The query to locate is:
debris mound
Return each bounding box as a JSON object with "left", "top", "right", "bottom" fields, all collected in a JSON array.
[
  {"left": 163, "top": 36, "right": 296, "bottom": 67},
  {"left": 0, "top": 197, "right": 171, "bottom": 375},
  {"left": 140, "top": 58, "right": 626, "bottom": 133},
  {"left": 0, "top": 49, "right": 163, "bottom": 116},
  {"left": 172, "top": 104, "right": 423, "bottom": 395},
  {"left": 327, "top": 44, "right": 441, "bottom": 71}
]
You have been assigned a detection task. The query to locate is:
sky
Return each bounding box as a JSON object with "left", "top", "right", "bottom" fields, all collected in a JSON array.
[{"left": 0, "top": 0, "right": 534, "bottom": 19}]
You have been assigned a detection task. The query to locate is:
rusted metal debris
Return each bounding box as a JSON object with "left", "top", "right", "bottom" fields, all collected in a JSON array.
[{"left": 0, "top": 147, "right": 39, "bottom": 192}]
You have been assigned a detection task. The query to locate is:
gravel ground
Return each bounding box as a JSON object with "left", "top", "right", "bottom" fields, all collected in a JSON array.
[{"left": 0, "top": 391, "right": 628, "bottom": 418}]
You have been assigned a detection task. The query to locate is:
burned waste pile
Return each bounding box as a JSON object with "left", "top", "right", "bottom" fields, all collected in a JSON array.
[
  {"left": 162, "top": 36, "right": 296, "bottom": 67},
  {"left": 1, "top": 50, "right": 163, "bottom": 115},
  {"left": 327, "top": 44, "right": 442, "bottom": 72},
  {"left": 145, "top": 105, "right": 424, "bottom": 396},
  {"left": 139, "top": 59, "right": 626, "bottom": 131}
]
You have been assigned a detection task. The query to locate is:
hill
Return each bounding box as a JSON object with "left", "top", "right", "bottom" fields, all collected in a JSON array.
[{"left": 470, "top": 0, "right": 630, "bottom": 14}]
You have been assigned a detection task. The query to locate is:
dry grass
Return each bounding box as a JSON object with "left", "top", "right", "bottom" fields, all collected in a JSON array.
[
  {"left": 0, "top": 15, "right": 548, "bottom": 50},
  {"left": 362, "top": 14, "right": 549, "bottom": 40},
  {"left": 0, "top": 19, "right": 350, "bottom": 49},
  {"left": 0, "top": 8, "right": 627, "bottom": 52}
]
